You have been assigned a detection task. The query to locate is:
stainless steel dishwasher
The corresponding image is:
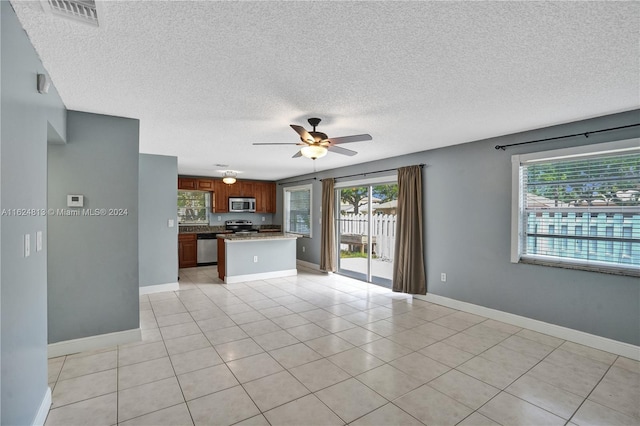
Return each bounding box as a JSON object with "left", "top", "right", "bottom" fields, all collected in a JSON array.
[{"left": 196, "top": 233, "right": 217, "bottom": 265}]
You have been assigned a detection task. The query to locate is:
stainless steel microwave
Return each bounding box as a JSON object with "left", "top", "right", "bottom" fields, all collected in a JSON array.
[{"left": 229, "top": 197, "right": 256, "bottom": 213}]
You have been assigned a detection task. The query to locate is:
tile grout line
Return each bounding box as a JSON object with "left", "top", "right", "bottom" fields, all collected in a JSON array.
[
  {"left": 128, "top": 290, "right": 196, "bottom": 426},
  {"left": 166, "top": 288, "right": 199, "bottom": 426},
  {"left": 565, "top": 356, "right": 618, "bottom": 424},
  {"left": 458, "top": 335, "right": 614, "bottom": 425}
]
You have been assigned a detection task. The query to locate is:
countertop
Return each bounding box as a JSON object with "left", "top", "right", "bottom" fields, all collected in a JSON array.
[{"left": 217, "top": 232, "right": 301, "bottom": 241}]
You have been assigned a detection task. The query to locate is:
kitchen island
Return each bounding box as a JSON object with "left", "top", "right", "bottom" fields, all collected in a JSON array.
[{"left": 217, "top": 233, "right": 301, "bottom": 283}]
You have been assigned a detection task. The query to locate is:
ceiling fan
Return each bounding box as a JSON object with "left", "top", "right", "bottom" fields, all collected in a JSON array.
[{"left": 253, "top": 118, "right": 372, "bottom": 160}]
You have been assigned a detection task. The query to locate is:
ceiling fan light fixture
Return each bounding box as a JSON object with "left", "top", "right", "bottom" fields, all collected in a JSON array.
[
  {"left": 301, "top": 145, "right": 327, "bottom": 160},
  {"left": 222, "top": 171, "right": 237, "bottom": 185}
]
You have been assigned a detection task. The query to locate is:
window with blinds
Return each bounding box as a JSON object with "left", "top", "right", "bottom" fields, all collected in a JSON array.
[
  {"left": 284, "top": 185, "right": 312, "bottom": 237},
  {"left": 178, "top": 190, "right": 210, "bottom": 224},
  {"left": 511, "top": 139, "right": 639, "bottom": 276}
]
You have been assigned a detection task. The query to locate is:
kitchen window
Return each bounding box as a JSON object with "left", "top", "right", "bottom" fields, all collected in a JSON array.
[
  {"left": 178, "top": 190, "right": 210, "bottom": 224},
  {"left": 511, "top": 138, "right": 640, "bottom": 276},
  {"left": 284, "top": 184, "right": 312, "bottom": 237}
]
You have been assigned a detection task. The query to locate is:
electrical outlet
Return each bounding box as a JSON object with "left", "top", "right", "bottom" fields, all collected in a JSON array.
[
  {"left": 218, "top": 216, "right": 222, "bottom": 221},
  {"left": 262, "top": 216, "right": 265, "bottom": 222},
  {"left": 253, "top": 256, "right": 258, "bottom": 263},
  {"left": 168, "top": 219, "right": 175, "bottom": 228},
  {"left": 440, "top": 273, "right": 447, "bottom": 282},
  {"left": 302, "top": 246, "right": 305, "bottom": 252}
]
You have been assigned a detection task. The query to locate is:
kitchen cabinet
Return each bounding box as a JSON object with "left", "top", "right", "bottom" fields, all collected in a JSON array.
[
  {"left": 178, "top": 233, "right": 197, "bottom": 268},
  {"left": 180, "top": 175, "right": 276, "bottom": 214},
  {"left": 178, "top": 177, "right": 197, "bottom": 190},
  {"left": 265, "top": 182, "right": 276, "bottom": 213},
  {"left": 217, "top": 237, "right": 225, "bottom": 280},
  {"left": 232, "top": 181, "right": 254, "bottom": 198},
  {"left": 213, "top": 180, "right": 230, "bottom": 213},
  {"left": 197, "top": 179, "right": 214, "bottom": 191},
  {"left": 254, "top": 182, "right": 266, "bottom": 213},
  {"left": 255, "top": 181, "right": 277, "bottom": 213}
]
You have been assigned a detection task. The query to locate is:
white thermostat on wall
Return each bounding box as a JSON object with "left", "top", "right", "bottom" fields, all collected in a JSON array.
[{"left": 67, "top": 194, "right": 84, "bottom": 207}]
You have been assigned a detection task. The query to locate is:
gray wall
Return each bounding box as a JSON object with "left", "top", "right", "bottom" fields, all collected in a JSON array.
[
  {"left": 139, "top": 154, "right": 178, "bottom": 288},
  {"left": 277, "top": 110, "right": 640, "bottom": 345},
  {"left": 48, "top": 111, "right": 140, "bottom": 343},
  {"left": 1, "top": 2, "right": 67, "bottom": 424}
]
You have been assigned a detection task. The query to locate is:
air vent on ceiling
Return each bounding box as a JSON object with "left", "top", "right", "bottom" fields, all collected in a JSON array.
[{"left": 41, "top": 0, "right": 99, "bottom": 27}]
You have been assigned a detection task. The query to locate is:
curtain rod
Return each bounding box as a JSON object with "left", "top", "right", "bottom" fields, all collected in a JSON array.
[
  {"left": 320, "top": 164, "right": 425, "bottom": 182},
  {"left": 494, "top": 123, "right": 640, "bottom": 151},
  {"left": 278, "top": 177, "right": 317, "bottom": 186}
]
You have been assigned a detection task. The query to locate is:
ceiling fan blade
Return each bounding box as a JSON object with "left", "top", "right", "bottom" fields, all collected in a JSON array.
[
  {"left": 292, "top": 151, "right": 302, "bottom": 158},
  {"left": 290, "top": 124, "right": 314, "bottom": 144},
  {"left": 253, "top": 143, "right": 300, "bottom": 145},
  {"left": 328, "top": 145, "right": 357, "bottom": 156},
  {"left": 326, "top": 134, "right": 372, "bottom": 145}
]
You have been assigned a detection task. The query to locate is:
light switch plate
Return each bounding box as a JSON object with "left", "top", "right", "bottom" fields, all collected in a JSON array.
[
  {"left": 168, "top": 219, "right": 175, "bottom": 228},
  {"left": 24, "top": 234, "right": 30, "bottom": 257},
  {"left": 36, "top": 231, "right": 43, "bottom": 252}
]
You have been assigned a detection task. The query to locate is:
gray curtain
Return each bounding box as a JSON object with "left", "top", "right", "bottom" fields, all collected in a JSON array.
[
  {"left": 392, "top": 165, "right": 426, "bottom": 294},
  {"left": 320, "top": 178, "right": 336, "bottom": 272}
]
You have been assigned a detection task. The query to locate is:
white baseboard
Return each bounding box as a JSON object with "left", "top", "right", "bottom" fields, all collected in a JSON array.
[
  {"left": 225, "top": 269, "right": 297, "bottom": 284},
  {"left": 32, "top": 386, "right": 51, "bottom": 426},
  {"left": 296, "top": 260, "right": 323, "bottom": 272},
  {"left": 139, "top": 282, "right": 179, "bottom": 295},
  {"left": 48, "top": 328, "right": 141, "bottom": 358},
  {"left": 416, "top": 293, "right": 640, "bottom": 361}
]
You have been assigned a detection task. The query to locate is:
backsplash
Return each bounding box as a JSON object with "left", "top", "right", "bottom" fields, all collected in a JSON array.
[
  {"left": 179, "top": 221, "right": 281, "bottom": 234},
  {"left": 207, "top": 212, "right": 275, "bottom": 226}
]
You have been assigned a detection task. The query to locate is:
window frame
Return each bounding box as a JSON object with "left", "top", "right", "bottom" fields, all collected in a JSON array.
[
  {"left": 511, "top": 138, "right": 640, "bottom": 276},
  {"left": 283, "top": 184, "right": 313, "bottom": 238},
  {"left": 177, "top": 190, "right": 211, "bottom": 225}
]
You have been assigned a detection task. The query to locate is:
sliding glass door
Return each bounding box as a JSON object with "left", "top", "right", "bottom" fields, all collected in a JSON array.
[{"left": 336, "top": 181, "right": 398, "bottom": 287}]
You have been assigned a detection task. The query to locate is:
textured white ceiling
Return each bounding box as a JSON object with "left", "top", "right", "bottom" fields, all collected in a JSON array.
[{"left": 11, "top": 1, "right": 640, "bottom": 180}]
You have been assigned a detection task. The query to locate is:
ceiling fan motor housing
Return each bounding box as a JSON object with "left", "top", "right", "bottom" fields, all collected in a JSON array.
[{"left": 309, "top": 132, "right": 328, "bottom": 142}]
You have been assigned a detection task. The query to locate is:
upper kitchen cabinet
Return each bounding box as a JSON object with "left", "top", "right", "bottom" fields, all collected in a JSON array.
[
  {"left": 213, "top": 180, "right": 230, "bottom": 213},
  {"left": 179, "top": 175, "right": 276, "bottom": 214},
  {"left": 255, "top": 181, "right": 277, "bottom": 213},
  {"left": 197, "top": 179, "right": 214, "bottom": 191},
  {"left": 178, "top": 177, "right": 197, "bottom": 190},
  {"left": 236, "top": 181, "right": 255, "bottom": 198}
]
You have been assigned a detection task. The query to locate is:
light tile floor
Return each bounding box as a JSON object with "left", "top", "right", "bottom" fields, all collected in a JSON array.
[{"left": 46, "top": 266, "right": 640, "bottom": 426}]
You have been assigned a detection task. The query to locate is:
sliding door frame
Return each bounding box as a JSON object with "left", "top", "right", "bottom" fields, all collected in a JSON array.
[{"left": 335, "top": 175, "right": 398, "bottom": 285}]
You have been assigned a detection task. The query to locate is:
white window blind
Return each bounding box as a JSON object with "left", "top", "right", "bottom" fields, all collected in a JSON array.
[
  {"left": 284, "top": 185, "right": 312, "bottom": 237},
  {"left": 512, "top": 140, "right": 640, "bottom": 276}
]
